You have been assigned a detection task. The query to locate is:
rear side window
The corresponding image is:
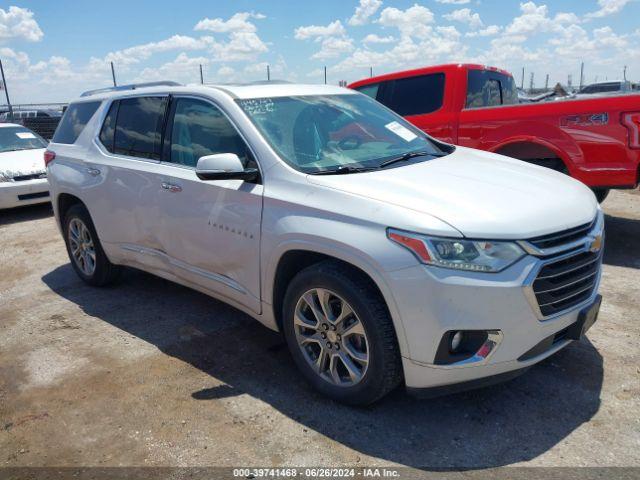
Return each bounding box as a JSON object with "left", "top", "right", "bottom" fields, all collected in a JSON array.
[
  {"left": 99, "top": 101, "right": 118, "bottom": 152},
  {"left": 113, "top": 97, "right": 167, "bottom": 159},
  {"left": 381, "top": 74, "right": 445, "bottom": 117},
  {"left": 52, "top": 101, "right": 100, "bottom": 144},
  {"left": 466, "top": 70, "right": 519, "bottom": 109}
]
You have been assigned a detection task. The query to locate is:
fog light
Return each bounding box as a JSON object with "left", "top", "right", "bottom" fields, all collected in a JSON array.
[{"left": 450, "top": 331, "right": 463, "bottom": 352}]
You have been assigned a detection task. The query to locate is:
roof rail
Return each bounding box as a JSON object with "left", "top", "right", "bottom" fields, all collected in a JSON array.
[
  {"left": 80, "top": 81, "right": 183, "bottom": 97},
  {"left": 207, "top": 80, "right": 292, "bottom": 87}
]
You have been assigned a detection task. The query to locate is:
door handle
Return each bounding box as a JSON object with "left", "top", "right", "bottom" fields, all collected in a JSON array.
[
  {"left": 161, "top": 182, "right": 182, "bottom": 193},
  {"left": 86, "top": 167, "right": 101, "bottom": 176}
]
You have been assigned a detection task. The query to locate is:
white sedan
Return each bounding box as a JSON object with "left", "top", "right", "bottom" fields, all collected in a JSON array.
[{"left": 0, "top": 123, "right": 49, "bottom": 209}]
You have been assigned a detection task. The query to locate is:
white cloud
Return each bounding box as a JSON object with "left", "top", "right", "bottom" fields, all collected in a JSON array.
[
  {"left": 362, "top": 34, "right": 395, "bottom": 44},
  {"left": 378, "top": 4, "right": 435, "bottom": 39},
  {"left": 329, "top": 26, "right": 466, "bottom": 78},
  {"left": 443, "top": 8, "right": 483, "bottom": 29},
  {"left": 0, "top": 6, "right": 43, "bottom": 42},
  {"left": 103, "top": 15, "right": 269, "bottom": 66},
  {"left": 585, "top": 0, "right": 631, "bottom": 19},
  {"left": 192, "top": 12, "right": 268, "bottom": 61},
  {"left": 312, "top": 37, "right": 354, "bottom": 60},
  {"left": 243, "top": 56, "right": 289, "bottom": 79},
  {"left": 134, "top": 52, "right": 209, "bottom": 83},
  {"left": 194, "top": 12, "right": 265, "bottom": 33},
  {"left": 436, "top": 0, "right": 471, "bottom": 4},
  {"left": 210, "top": 31, "right": 268, "bottom": 61},
  {"left": 466, "top": 25, "right": 501, "bottom": 37},
  {"left": 294, "top": 20, "right": 352, "bottom": 61},
  {"left": 294, "top": 20, "right": 346, "bottom": 40},
  {"left": 217, "top": 66, "right": 236, "bottom": 78},
  {"left": 348, "top": 0, "right": 382, "bottom": 26},
  {"left": 504, "top": 2, "right": 579, "bottom": 39},
  {"left": 104, "top": 35, "right": 214, "bottom": 66}
]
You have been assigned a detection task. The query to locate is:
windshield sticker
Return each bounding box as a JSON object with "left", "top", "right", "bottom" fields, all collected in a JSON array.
[
  {"left": 16, "top": 132, "right": 37, "bottom": 139},
  {"left": 239, "top": 98, "right": 275, "bottom": 116},
  {"left": 385, "top": 121, "right": 417, "bottom": 142}
]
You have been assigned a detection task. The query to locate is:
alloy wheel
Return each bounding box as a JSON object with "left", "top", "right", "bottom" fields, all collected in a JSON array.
[
  {"left": 68, "top": 218, "right": 96, "bottom": 276},
  {"left": 293, "top": 288, "right": 369, "bottom": 387}
]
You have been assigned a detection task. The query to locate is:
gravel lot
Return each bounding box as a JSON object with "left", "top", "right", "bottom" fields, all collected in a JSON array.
[{"left": 1, "top": 190, "right": 639, "bottom": 470}]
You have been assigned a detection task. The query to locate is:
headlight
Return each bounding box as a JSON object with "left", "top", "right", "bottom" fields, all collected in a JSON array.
[{"left": 387, "top": 229, "right": 525, "bottom": 272}]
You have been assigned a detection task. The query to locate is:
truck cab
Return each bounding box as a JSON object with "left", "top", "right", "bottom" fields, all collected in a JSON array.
[{"left": 350, "top": 64, "right": 640, "bottom": 200}]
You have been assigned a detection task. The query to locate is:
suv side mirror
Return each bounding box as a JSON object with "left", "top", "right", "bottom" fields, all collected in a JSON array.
[{"left": 195, "top": 153, "right": 259, "bottom": 182}]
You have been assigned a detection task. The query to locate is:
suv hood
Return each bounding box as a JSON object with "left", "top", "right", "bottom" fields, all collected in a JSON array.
[
  {"left": 0, "top": 148, "right": 47, "bottom": 181},
  {"left": 307, "top": 147, "right": 598, "bottom": 239}
]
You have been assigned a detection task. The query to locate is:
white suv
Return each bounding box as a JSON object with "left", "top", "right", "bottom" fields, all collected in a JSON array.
[{"left": 46, "top": 81, "right": 603, "bottom": 405}]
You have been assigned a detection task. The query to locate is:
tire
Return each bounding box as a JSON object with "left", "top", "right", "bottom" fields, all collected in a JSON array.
[
  {"left": 63, "top": 204, "right": 121, "bottom": 286},
  {"left": 282, "top": 260, "right": 402, "bottom": 405},
  {"left": 592, "top": 188, "right": 610, "bottom": 204}
]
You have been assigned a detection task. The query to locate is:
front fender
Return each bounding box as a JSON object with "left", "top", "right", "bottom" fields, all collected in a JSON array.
[{"left": 262, "top": 234, "right": 412, "bottom": 359}]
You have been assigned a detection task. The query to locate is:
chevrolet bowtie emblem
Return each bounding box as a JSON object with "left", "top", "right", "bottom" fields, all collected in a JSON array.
[{"left": 589, "top": 234, "right": 603, "bottom": 253}]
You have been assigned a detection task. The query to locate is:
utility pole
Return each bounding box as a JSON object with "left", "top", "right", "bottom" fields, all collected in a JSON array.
[
  {"left": 568, "top": 74, "right": 573, "bottom": 89},
  {"left": 545, "top": 74, "right": 549, "bottom": 90},
  {"left": 521, "top": 67, "right": 525, "bottom": 90},
  {"left": 199, "top": 64, "right": 204, "bottom": 84},
  {"left": 267, "top": 64, "right": 270, "bottom": 81},
  {"left": 0, "top": 59, "right": 14, "bottom": 122},
  {"left": 623, "top": 65, "right": 627, "bottom": 81},
  {"left": 579, "top": 62, "right": 584, "bottom": 90},
  {"left": 110, "top": 61, "right": 117, "bottom": 87},
  {"left": 324, "top": 66, "right": 327, "bottom": 84},
  {"left": 529, "top": 72, "right": 535, "bottom": 91},
  {"left": 370, "top": 66, "right": 373, "bottom": 78}
]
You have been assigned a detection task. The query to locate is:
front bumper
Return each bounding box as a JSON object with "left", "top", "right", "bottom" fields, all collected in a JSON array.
[
  {"left": 0, "top": 178, "right": 50, "bottom": 209},
  {"left": 387, "top": 249, "right": 602, "bottom": 391}
]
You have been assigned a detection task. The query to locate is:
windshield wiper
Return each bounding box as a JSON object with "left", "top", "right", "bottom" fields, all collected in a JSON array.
[
  {"left": 311, "top": 165, "right": 379, "bottom": 175},
  {"left": 379, "top": 151, "right": 448, "bottom": 169}
]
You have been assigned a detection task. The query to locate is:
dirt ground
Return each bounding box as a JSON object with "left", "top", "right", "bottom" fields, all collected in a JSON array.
[{"left": 0, "top": 190, "right": 639, "bottom": 470}]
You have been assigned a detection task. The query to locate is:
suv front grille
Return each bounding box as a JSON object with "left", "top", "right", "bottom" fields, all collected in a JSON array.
[
  {"left": 527, "top": 221, "right": 594, "bottom": 250},
  {"left": 532, "top": 250, "right": 601, "bottom": 317}
]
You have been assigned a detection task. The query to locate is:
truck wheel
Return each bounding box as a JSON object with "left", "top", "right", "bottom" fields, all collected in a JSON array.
[
  {"left": 592, "top": 188, "right": 610, "bottom": 204},
  {"left": 63, "top": 204, "right": 121, "bottom": 286},
  {"left": 282, "top": 261, "right": 402, "bottom": 405}
]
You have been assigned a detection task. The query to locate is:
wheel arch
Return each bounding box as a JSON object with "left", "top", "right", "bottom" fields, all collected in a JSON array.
[
  {"left": 490, "top": 137, "right": 571, "bottom": 173},
  {"left": 266, "top": 244, "right": 410, "bottom": 358},
  {"left": 56, "top": 192, "right": 87, "bottom": 229}
]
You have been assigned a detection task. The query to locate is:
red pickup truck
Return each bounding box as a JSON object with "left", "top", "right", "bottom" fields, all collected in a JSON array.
[{"left": 349, "top": 64, "right": 640, "bottom": 201}]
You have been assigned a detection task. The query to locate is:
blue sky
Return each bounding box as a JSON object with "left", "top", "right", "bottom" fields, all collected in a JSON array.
[{"left": 1, "top": 0, "right": 638, "bottom": 103}]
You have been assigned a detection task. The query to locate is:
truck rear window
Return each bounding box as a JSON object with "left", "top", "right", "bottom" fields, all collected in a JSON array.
[
  {"left": 355, "top": 74, "right": 445, "bottom": 117},
  {"left": 52, "top": 101, "right": 101, "bottom": 144},
  {"left": 386, "top": 74, "right": 445, "bottom": 117},
  {"left": 466, "top": 70, "right": 518, "bottom": 109}
]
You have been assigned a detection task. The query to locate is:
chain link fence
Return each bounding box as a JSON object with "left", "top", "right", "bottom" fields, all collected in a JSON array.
[{"left": 0, "top": 103, "right": 67, "bottom": 140}]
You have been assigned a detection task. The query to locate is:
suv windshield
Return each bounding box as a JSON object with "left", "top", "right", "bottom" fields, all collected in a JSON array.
[
  {"left": 0, "top": 126, "right": 48, "bottom": 153},
  {"left": 237, "top": 94, "right": 447, "bottom": 174}
]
